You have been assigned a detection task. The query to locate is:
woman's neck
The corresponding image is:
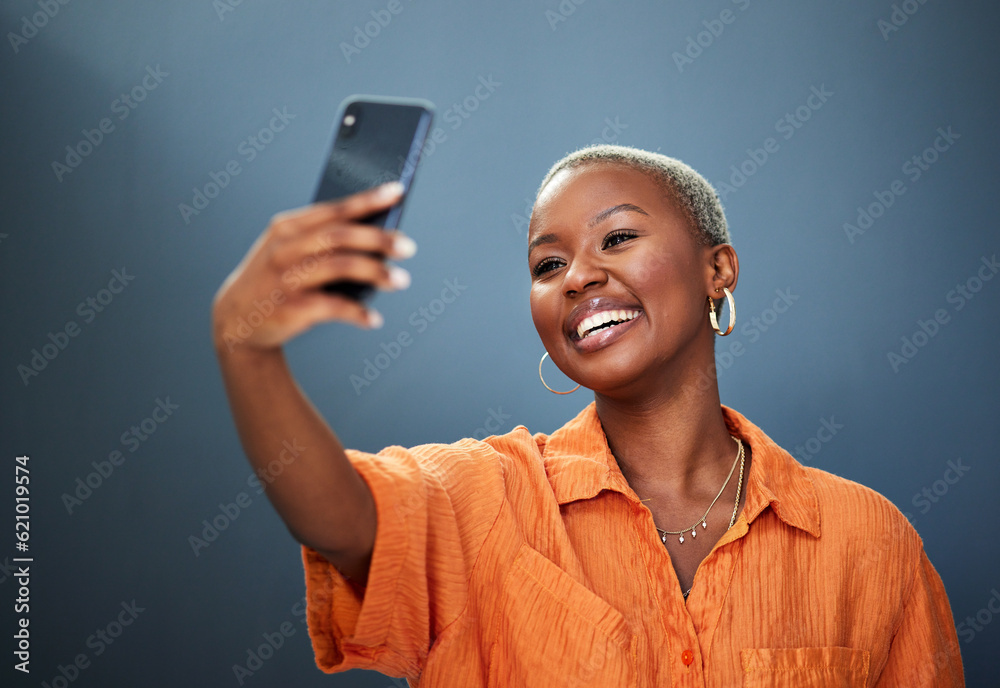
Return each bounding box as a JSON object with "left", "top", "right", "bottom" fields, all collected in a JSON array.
[{"left": 594, "top": 373, "right": 735, "bottom": 499}]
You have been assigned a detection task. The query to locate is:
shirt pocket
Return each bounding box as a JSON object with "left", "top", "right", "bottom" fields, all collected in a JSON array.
[
  {"left": 740, "top": 646, "right": 870, "bottom": 688},
  {"left": 487, "top": 543, "right": 636, "bottom": 688}
]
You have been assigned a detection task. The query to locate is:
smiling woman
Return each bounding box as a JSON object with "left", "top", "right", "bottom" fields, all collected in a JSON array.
[{"left": 213, "top": 144, "right": 965, "bottom": 686}]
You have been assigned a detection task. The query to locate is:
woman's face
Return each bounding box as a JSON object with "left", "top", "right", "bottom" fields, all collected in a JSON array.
[{"left": 528, "top": 163, "right": 722, "bottom": 395}]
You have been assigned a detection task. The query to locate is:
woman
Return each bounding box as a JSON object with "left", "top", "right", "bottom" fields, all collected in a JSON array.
[{"left": 212, "top": 145, "right": 964, "bottom": 686}]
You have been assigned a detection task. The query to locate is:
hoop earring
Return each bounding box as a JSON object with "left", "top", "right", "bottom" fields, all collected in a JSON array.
[
  {"left": 708, "top": 287, "right": 736, "bottom": 336},
  {"left": 539, "top": 352, "right": 580, "bottom": 395}
]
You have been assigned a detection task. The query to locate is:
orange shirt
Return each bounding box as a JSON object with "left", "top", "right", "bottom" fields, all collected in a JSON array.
[{"left": 302, "top": 403, "right": 965, "bottom": 686}]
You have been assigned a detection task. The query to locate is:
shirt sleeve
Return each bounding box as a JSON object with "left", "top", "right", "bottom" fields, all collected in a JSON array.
[
  {"left": 874, "top": 546, "right": 965, "bottom": 686},
  {"left": 301, "top": 439, "right": 505, "bottom": 678}
]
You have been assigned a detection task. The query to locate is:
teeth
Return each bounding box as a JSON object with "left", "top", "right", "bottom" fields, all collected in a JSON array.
[{"left": 576, "top": 309, "right": 640, "bottom": 339}]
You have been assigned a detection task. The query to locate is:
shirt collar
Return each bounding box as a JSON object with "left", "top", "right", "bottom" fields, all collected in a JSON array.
[{"left": 542, "top": 402, "right": 821, "bottom": 538}]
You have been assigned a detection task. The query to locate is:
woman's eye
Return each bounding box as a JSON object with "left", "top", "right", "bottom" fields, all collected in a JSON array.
[
  {"left": 603, "top": 230, "right": 638, "bottom": 249},
  {"left": 532, "top": 258, "right": 562, "bottom": 277},
  {"left": 531, "top": 231, "right": 637, "bottom": 276}
]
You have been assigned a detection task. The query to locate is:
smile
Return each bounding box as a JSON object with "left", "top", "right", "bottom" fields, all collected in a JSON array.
[
  {"left": 576, "top": 309, "right": 641, "bottom": 339},
  {"left": 568, "top": 309, "right": 644, "bottom": 354}
]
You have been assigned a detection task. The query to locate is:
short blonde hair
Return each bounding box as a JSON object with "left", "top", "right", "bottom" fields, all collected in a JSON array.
[{"left": 535, "top": 144, "right": 730, "bottom": 246}]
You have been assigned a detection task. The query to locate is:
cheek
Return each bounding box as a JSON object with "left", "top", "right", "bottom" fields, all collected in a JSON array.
[
  {"left": 624, "top": 250, "right": 676, "bottom": 290},
  {"left": 620, "top": 251, "right": 702, "bottom": 323},
  {"left": 529, "top": 288, "right": 560, "bottom": 344},
  {"left": 528, "top": 290, "right": 546, "bottom": 333}
]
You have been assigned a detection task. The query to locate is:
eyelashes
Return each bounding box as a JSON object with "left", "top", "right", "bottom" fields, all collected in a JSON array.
[
  {"left": 531, "top": 229, "right": 639, "bottom": 277},
  {"left": 602, "top": 229, "right": 638, "bottom": 248},
  {"left": 532, "top": 257, "right": 561, "bottom": 277}
]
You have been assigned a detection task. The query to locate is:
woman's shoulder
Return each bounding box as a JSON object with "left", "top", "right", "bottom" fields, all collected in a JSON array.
[
  {"left": 797, "top": 462, "right": 924, "bottom": 558},
  {"left": 449, "top": 424, "right": 554, "bottom": 485},
  {"left": 410, "top": 423, "right": 547, "bottom": 462},
  {"left": 726, "top": 405, "right": 921, "bottom": 548},
  {"left": 800, "top": 463, "right": 909, "bottom": 520},
  {"left": 346, "top": 423, "right": 548, "bottom": 488},
  {"left": 379, "top": 402, "right": 606, "bottom": 477}
]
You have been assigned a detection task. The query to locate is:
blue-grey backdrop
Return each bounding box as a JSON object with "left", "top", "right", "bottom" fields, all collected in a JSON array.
[{"left": 2, "top": 1, "right": 998, "bottom": 686}]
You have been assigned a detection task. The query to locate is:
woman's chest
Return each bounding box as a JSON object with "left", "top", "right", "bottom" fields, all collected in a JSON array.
[{"left": 452, "top": 496, "right": 894, "bottom": 688}]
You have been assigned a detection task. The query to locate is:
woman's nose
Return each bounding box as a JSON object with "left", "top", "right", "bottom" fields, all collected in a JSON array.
[{"left": 561, "top": 253, "right": 608, "bottom": 296}]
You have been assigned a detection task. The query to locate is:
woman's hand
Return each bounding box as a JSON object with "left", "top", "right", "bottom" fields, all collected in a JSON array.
[{"left": 212, "top": 182, "right": 417, "bottom": 354}]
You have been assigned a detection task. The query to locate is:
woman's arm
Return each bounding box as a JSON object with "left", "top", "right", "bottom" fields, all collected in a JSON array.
[
  {"left": 214, "top": 345, "right": 376, "bottom": 580},
  {"left": 874, "top": 548, "right": 965, "bottom": 686},
  {"left": 211, "top": 182, "right": 415, "bottom": 584}
]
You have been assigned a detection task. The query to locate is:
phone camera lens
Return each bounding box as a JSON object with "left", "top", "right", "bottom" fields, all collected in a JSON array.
[{"left": 339, "top": 105, "right": 360, "bottom": 140}]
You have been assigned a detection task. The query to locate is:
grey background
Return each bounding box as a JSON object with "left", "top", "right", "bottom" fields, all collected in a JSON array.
[{"left": 2, "top": 0, "right": 998, "bottom": 686}]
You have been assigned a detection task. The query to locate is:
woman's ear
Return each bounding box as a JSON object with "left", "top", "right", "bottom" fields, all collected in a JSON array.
[{"left": 706, "top": 243, "right": 739, "bottom": 297}]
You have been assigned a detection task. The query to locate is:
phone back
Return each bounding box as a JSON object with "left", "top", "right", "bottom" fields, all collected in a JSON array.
[
  {"left": 313, "top": 96, "right": 433, "bottom": 228},
  {"left": 312, "top": 95, "right": 433, "bottom": 301}
]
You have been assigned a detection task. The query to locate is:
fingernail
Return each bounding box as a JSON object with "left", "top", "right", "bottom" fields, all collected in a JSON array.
[
  {"left": 367, "top": 310, "right": 384, "bottom": 329},
  {"left": 388, "top": 265, "right": 411, "bottom": 290},
  {"left": 392, "top": 233, "right": 417, "bottom": 259},
  {"left": 380, "top": 181, "right": 404, "bottom": 198}
]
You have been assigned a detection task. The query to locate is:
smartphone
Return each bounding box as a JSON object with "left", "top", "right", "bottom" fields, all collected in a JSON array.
[{"left": 312, "top": 95, "right": 435, "bottom": 301}]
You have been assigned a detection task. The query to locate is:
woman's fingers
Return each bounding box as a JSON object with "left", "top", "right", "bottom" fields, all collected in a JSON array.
[
  {"left": 268, "top": 223, "right": 415, "bottom": 296},
  {"left": 284, "top": 251, "right": 412, "bottom": 294},
  {"left": 212, "top": 182, "right": 418, "bottom": 351},
  {"left": 269, "top": 224, "right": 417, "bottom": 275},
  {"left": 287, "top": 291, "right": 385, "bottom": 334},
  {"left": 327, "top": 180, "right": 405, "bottom": 222},
  {"left": 269, "top": 182, "right": 404, "bottom": 238}
]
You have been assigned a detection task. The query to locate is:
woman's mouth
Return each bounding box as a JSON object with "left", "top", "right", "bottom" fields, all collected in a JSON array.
[
  {"left": 575, "top": 309, "right": 641, "bottom": 339},
  {"left": 569, "top": 309, "right": 644, "bottom": 352}
]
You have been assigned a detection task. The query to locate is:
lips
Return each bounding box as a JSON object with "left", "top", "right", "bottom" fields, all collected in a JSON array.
[
  {"left": 565, "top": 297, "right": 644, "bottom": 347},
  {"left": 575, "top": 309, "right": 642, "bottom": 339}
]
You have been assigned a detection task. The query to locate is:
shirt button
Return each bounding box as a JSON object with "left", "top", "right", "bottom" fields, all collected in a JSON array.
[{"left": 681, "top": 649, "right": 694, "bottom": 666}]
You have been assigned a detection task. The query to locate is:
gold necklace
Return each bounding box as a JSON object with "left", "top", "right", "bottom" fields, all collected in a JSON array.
[
  {"left": 683, "top": 442, "right": 747, "bottom": 601},
  {"left": 652, "top": 437, "right": 744, "bottom": 545},
  {"left": 634, "top": 437, "right": 747, "bottom": 602}
]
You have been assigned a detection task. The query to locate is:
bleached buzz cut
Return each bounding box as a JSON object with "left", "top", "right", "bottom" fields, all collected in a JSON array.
[{"left": 534, "top": 144, "right": 731, "bottom": 246}]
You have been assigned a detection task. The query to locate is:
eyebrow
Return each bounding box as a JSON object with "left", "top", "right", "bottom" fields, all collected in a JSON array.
[
  {"left": 588, "top": 203, "right": 649, "bottom": 227},
  {"left": 527, "top": 203, "right": 650, "bottom": 254}
]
